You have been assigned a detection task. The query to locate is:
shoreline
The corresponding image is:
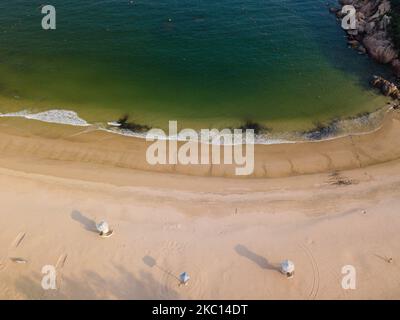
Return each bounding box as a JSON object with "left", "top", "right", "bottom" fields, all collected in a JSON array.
[
  {"left": 0, "top": 108, "right": 399, "bottom": 178},
  {"left": 0, "top": 102, "right": 394, "bottom": 146}
]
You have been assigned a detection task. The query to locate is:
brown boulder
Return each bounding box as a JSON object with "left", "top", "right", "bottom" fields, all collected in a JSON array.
[{"left": 371, "top": 76, "right": 400, "bottom": 99}]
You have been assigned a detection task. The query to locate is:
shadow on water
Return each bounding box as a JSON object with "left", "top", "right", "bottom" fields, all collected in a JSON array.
[{"left": 143, "top": 255, "right": 181, "bottom": 283}]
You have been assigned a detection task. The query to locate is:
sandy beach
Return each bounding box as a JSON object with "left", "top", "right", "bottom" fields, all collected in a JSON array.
[{"left": 0, "top": 108, "right": 399, "bottom": 299}]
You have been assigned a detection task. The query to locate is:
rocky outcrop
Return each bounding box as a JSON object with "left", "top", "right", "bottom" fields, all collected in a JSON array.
[
  {"left": 371, "top": 75, "right": 400, "bottom": 98},
  {"left": 363, "top": 31, "right": 397, "bottom": 63},
  {"left": 332, "top": 0, "right": 399, "bottom": 68}
]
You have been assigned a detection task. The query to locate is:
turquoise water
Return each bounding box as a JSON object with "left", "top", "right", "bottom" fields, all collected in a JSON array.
[{"left": 0, "top": 0, "right": 390, "bottom": 132}]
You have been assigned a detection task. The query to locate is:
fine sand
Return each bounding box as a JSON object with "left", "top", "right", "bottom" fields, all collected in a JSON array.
[{"left": 0, "top": 109, "right": 400, "bottom": 299}]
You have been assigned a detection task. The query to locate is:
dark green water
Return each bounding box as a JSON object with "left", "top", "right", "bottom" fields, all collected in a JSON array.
[{"left": 0, "top": 0, "right": 390, "bottom": 132}]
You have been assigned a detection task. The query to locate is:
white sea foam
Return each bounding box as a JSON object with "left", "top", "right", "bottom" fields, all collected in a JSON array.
[
  {"left": 0, "top": 108, "right": 298, "bottom": 144},
  {"left": 105, "top": 127, "right": 296, "bottom": 145},
  {"left": 107, "top": 121, "right": 121, "bottom": 127},
  {"left": 0, "top": 108, "right": 389, "bottom": 145},
  {"left": 0, "top": 109, "right": 90, "bottom": 126}
]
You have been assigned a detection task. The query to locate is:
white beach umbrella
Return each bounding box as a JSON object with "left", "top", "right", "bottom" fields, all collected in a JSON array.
[
  {"left": 179, "top": 272, "right": 190, "bottom": 285},
  {"left": 281, "top": 260, "right": 295, "bottom": 277},
  {"left": 96, "top": 221, "right": 113, "bottom": 238}
]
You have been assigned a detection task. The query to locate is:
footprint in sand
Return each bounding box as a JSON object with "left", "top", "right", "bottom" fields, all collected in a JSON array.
[
  {"left": 9, "top": 257, "right": 28, "bottom": 264},
  {"left": 0, "top": 232, "right": 26, "bottom": 271}
]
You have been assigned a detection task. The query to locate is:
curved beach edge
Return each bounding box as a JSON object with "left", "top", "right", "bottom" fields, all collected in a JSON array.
[
  {"left": 1, "top": 131, "right": 400, "bottom": 299},
  {"left": 0, "top": 108, "right": 399, "bottom": 179}
]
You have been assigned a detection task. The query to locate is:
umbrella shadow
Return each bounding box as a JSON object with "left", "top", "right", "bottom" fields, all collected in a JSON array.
[
  {"left": 142, "top": 255, "right": 181, "bottom": 283},
  {"left": 14, "top": 265, "right": 180, "bottom": 299},
  {"left": 234, "top": 244, "right": 280, "bottom": 272},
  {"left": 71, "top": 210, "right": 98, "bottom": 233}
]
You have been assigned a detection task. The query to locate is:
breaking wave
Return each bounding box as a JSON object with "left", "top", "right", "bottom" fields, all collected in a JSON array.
[
  {"left": 0, "top": 107, "right": 393, "bottom": 145},
  {"left": 0, "top": 109, "right": 90, "bottom": 126}
]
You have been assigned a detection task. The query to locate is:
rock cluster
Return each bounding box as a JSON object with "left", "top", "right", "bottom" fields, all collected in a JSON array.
[
  {"left": 371, "top": 75, "right": 400, "bottom": 98},
  {"left": 331, "top": 0, "right": 400, "bottom": 75}
]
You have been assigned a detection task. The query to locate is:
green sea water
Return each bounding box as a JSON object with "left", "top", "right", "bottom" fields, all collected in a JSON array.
[{"left": 0, "top": 0, "right": 391, "bottom": 132}]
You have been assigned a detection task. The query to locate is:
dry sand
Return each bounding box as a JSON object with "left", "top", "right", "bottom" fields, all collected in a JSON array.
[{"left": 0, "top": 110, "right": 400, "bottom": 299}]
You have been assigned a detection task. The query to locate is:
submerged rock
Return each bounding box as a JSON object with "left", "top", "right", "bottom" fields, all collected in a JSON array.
[
  {"left": 115, "top": 114, "right": 151, "bottom": 133},
  {"left": 303, "top": 121, "right": 339, "bottom": 140},
  {"left": 357, "top": 44, "right": 367, "bottom": 54},
  {"left": 238, "top": 121, "right": 269, "bottom": 135},
  {"left": 348, "top": 39, "right": 360, "bottom": 47}
]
